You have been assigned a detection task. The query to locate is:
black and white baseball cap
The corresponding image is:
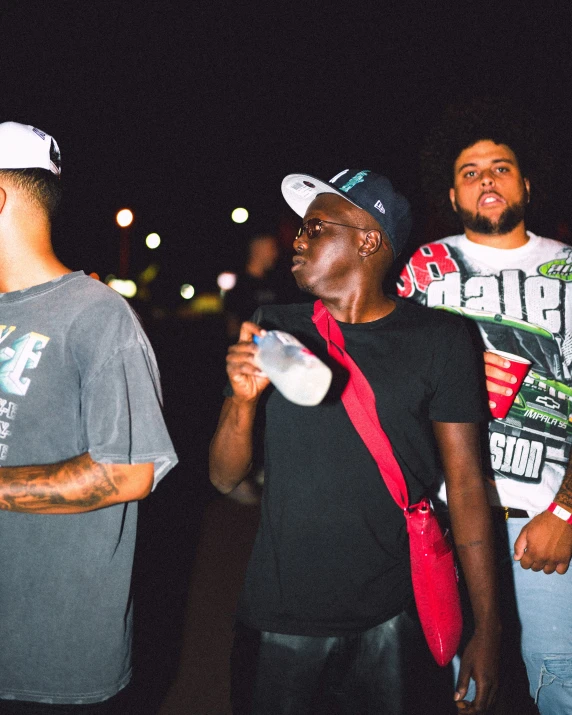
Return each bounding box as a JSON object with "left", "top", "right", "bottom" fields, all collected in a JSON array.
[
  {"left": 0, "top": 122, "right": 61, "bottom": 176},
  {"left": 282, "top": 169, "right": 411, "bottom": 257}
]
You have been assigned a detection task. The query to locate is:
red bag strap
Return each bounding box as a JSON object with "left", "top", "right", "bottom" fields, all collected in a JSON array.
[{"left": 312, "top": 300, "right": 409, "bottom": 510}]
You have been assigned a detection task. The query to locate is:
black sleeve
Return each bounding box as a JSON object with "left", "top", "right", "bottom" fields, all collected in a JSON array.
[{"left": 428, "top": 319, "right": 487, "bottom": 423}]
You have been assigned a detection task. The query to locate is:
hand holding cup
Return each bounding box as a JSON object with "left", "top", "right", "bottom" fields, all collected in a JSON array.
[{"left": 484, "top": 350, "right": 531, "bottom": 419}]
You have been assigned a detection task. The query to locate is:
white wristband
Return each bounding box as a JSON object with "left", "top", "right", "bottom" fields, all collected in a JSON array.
[{"left": 547, "top": 502, "right": 572, "bottom": 524}]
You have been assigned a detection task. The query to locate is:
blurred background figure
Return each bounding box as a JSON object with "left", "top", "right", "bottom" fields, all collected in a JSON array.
[{"left": 224, "top": 233, "right": 280, "bottom": 341}]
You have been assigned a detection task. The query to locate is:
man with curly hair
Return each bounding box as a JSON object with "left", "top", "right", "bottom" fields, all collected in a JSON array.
[{"left": 398, "top": 100, "right": 572, "bottom": 714}]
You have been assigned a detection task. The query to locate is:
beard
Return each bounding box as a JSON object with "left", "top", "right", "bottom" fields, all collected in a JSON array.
[{"left": 456, "top": 195, "right": 527, "bottom": 235}]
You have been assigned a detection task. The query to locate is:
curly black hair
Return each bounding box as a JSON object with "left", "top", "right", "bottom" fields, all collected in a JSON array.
[{"left": 421, "top": 97, "right": 553, "bottom": 227}]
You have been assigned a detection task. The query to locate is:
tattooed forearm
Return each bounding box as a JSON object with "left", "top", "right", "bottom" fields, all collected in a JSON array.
[
  {"left": 555, "top": 459, "right": 572, "bottom": 510},
  {"left": 0, "top": 453, "right": 131, "bottom": 513}
]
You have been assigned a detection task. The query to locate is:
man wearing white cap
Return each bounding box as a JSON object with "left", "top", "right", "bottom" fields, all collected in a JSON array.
[
  {"left": 210, "top": 169, "right": 499, "bottom": 714},
  {"left": 0, "top": 122, "right": 177, "bottom": 712}
]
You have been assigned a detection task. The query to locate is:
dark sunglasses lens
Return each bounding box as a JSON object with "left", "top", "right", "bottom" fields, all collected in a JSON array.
[
  {"left": 307, "top": 219, "right": 321, "bottom": 238},
  {"left": 297, "top": 219, "right": 322, "bottom": 239}
]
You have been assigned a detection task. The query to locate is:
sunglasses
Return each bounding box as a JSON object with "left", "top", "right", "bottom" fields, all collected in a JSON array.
[{"left": 296, "top": 218, "right": 373, "bottom": 240}]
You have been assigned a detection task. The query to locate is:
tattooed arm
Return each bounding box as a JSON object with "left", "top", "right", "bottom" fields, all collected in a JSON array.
[
  {"left": 513, "top": 456, "right": 572, "bottom": 575},
  {"left": 433, "top": 421, "right": 500, "bottom": 715},
  {"left": 0, "top": 452, "right": 154, "bottom": 513}
]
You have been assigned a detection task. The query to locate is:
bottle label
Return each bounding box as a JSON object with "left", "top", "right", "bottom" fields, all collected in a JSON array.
[
  {"left": 271, "top": 331, "right": 306, "bottom": 349},
  {"left": 270, "top": 331, "right": 320, "bottom": 364}
]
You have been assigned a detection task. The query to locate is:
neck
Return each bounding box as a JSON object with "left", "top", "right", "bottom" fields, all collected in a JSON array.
[
  {"left": 0, "top": 247, "right": 71, "bottom": 293},
  {"left": 464, "top": 221, "right": 529, "bottom": 249},
  {"left": 319, "top": 289, "right": 395, "bottom": 324}
]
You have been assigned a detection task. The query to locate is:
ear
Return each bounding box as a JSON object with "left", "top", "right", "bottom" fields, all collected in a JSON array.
[
  {"left": 358, "top": 229, "right": 382, "bottom": 257},
  {"left": 0, "top": 187, "right": 6, "bottom": 214},
  {"left": 449, "top": 187, "right": 458, "bottom": 213}
]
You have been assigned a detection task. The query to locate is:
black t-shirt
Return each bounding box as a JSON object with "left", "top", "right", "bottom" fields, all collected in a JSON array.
[{"left": 232, "top": 298, "right": 485, "bottom": 636}]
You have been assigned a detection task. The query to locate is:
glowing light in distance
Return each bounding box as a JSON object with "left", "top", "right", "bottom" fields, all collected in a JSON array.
[
  {"left": 146, "top": 233, "right": 161, "bottom": 249},
  {"left": 231, "top": 207, "right": 249, "bottom": 224},
  {"left": 180, "top": 284, "right": 196, "bottom": 300},
  {"left": 116, "top": 209, "right": 134, "bottom": 227},
  {"left": 108, "top": 278, "right": 137, "bottom": 298},
  {"left": 217, "top": 272, "right": 237, "bottom": 291}
]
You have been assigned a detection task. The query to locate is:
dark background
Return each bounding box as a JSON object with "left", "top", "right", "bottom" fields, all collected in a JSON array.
[
  {"left": 2, "top": 1, "right": 572, "bottom": 300},
  {"left": 1, "top": 3, "right": 570, "bottom": 711}
]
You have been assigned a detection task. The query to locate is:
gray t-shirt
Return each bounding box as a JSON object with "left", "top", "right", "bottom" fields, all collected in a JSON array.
[{"left": 0, "top": 272, "right": 178, "bottom": 704}]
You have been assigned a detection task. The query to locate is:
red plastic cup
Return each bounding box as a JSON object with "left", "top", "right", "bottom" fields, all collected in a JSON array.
[{"left": 487, "top": 349, "right": 532, "bottom": 419}]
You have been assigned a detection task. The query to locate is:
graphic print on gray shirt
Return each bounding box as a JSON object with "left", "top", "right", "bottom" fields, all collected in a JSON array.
[{"left": 0, "top": 272, "right": 177, "bottom": 704}]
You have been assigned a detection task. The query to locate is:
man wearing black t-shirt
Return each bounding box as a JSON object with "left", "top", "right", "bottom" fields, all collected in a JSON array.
[{"left": 210, "top": 170, "right": 499, "bottom": 715}]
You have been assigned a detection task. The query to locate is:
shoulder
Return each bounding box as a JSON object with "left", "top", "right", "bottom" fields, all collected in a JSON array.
[
  {"left": 404, "top": 234, "right": 464, "bottom": 259},
  {"left": 63, "top": 275, "right": 150, "bottom": 349},
  {"left": 395, "top": 297, "right": 465, "bottom": 332},
  {"left": 394, "top": 299, "right": 474, "bottom": 358},
  {"left": 60, "top": 273, "right": 126, "bottom": 304},
  {"left": 528, "top": 232, "right": 570, "bottom": 255},
  {"left": 68, "top": 275, "right": 139, "bottom": 318}
]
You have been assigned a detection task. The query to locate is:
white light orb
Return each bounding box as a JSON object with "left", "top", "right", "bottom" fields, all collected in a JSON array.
[
  {"left": 116, "top": 209, "right": 134, "bottom": 227},
  {"left": 180, "top": 283, "right": 196, "bottom": 300},
  {"left": 145, "top": 232, "right": 161, "bottom": 249},
  {"left": 217, "top": 272, "right": 237, "bottom": 291},
  {"left": 231, "top": 207, "right": 249, "bottom": 224},
  {"left": 108, "top": 278, "right": 137, "bottom": 298}
]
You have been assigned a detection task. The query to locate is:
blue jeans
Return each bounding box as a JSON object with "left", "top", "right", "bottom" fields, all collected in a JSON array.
[
  {"left": 456, "top": 517, "right": 572, "bottom": 714},
  {"left": 507, "top": 518, "right": 572, "bottom": 713}
]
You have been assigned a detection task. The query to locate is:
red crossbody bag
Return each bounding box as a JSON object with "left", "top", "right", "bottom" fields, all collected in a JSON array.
[{"left": 312, "top": 299, "right": 462, "bottom": 666}]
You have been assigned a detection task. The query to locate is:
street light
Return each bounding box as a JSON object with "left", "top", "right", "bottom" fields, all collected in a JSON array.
[
  {"left": 231, "top": 207, "right": 248, "bottom": 224},
  {"left": 217, "top": 272, "right": 237, "bottom": 292},
  {"left": 116, "top": 209, "right": 134, "bottom": 278},
  {"left": 146, "top": 232, "right": 161, "bottom": 249},
  {"left": 180, "top": 284, "right": 195, "bottom": 300},
  {"left": 116, "top": 209, "right": 133, "bottom": 227}
]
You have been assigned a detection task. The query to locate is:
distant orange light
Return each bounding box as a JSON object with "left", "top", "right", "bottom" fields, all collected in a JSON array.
[{"left": 116, "top": 209, "right": 134, "bottom": 227}]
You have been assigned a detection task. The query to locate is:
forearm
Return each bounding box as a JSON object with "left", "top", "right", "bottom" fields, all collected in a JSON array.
[
  {"left": 434, "top": 421, "right": 499, "bottom": 629},
  {"left": 0, "top": 452, "right": 153, "bottom": 514},
  {"left": 554, "top": 454, "right": 572, "bottom": 509},
  {"left": 209, "top": 396, "right": 259, "bottom": 493},
  {"left": 447, "top": 484, "right": 499, "bottom": 629}
]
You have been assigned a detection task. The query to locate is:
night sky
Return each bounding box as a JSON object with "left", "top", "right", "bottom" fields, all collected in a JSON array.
[{"left": 2, "top": 1, "right": 572, "bottom": 304}]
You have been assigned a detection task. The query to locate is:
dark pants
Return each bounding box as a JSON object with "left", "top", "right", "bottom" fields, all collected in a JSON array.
[
  {"left": 231, "top": 610, "right": 457, "bottom": 715},
  {"left": 0, "top": 685, "right": 131, "bottom": 715}
]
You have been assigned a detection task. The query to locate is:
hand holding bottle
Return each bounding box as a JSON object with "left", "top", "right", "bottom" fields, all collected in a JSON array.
[
  {"left": 253, "top": 330, "right": 332, "bottom": 406},
  {"left": 226, "top": 322, "right": 270, "bottom": 403}
]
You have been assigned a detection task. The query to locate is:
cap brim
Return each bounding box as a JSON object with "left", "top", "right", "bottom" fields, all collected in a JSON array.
[{"left": 281, "top": 174, "right": 356, "bottom": 217}]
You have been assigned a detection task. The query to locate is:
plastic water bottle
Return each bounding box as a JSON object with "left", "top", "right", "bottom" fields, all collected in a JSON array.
[{"left": 253, "top": 331, "right": 332, "bottom": 406}]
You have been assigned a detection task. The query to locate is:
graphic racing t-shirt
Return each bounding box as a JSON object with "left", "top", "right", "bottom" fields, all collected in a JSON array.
[{"left": 398, "top": 232, "right": 572, "bottom": 513}]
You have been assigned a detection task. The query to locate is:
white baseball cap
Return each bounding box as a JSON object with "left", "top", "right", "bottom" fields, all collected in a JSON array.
[{"left": 0, "top": 122, "right": 61, "bottom": 175}]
